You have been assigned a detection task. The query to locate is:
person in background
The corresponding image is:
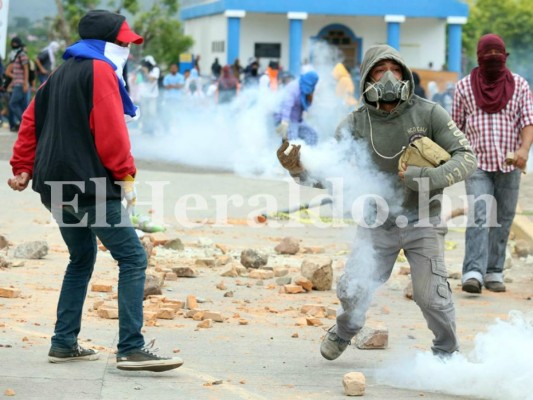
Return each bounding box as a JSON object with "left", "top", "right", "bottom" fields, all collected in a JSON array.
[
  {"left": 452, "top": 33, "right": 533, "bottom": 294},
  {"left": 274, "top": 70, "right": 320, "bottom": 146},
  {"left": 138, "top": 55, "right": 160, "bottom": 135},
  {"left": 8, "top": 9, "right": 183, "bottom": 372},
  {"left": 35, "top": 41, "right": 61, "bottom": 85},
  {"left": 277, "top": 44, "right": 476, "bottom": 361},
  {"left": 162, "top": 63, "right": 185, "bottom": 102},
  {"left": 216, "top": 65, "right": 239, "bottom": 104},
  {"left": 5, "top": 37, "right": 29, "bottom": 133},
  {"left": 259, "top": 61, "right": 279, "bottom": 92},
  {"left": 332, "top": 63, "right": 357, "bottom": 109},
  {"left": 211, "top": 58, "right": 221, "bottom": 78},
  {"left": 411, "top": 71, "right": 426, "bottom": 99},
  {"left": 231, "top": 58, "right": 243, "bottom": 83}
]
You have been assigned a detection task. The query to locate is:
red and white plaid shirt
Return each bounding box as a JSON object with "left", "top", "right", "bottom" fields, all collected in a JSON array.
[
  {"left": 11, "top": 51, "right": 29, "bottom": 86},
  {"left": 452, "top": 73, "right": 533, "bottom": 172}
]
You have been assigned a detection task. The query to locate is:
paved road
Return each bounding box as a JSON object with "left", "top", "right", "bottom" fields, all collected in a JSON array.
[{"left": 1, "top": 127, "right": 532, "bottom": 400}]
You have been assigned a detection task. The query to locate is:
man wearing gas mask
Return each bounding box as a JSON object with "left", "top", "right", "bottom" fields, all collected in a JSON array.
[
  {"left": 453, "top": 34, "right": 533, "bottom": 294},
  {"left": 278, "top": 45, "right": 477, "bottom": 360}
]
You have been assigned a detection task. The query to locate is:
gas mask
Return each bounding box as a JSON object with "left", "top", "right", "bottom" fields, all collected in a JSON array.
[{"left": 364, "top": 70, "right": 410, "bottom": 103}]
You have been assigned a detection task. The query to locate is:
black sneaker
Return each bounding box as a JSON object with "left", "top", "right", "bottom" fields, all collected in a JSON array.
[
  {"left": 48, "top": 345, "right": 100, "bottom": 363},
  {"left": 116, "top": 339, "right": 183, "bottom": 372}
]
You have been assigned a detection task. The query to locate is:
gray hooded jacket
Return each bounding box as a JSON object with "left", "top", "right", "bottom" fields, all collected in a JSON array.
[{"left": 335, "top": 45, "right": 477, "bottom": 220}]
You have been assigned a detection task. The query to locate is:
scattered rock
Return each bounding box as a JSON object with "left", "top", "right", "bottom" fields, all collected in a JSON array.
[
  {"left": 215, "top": 243, "right": 228, "bottom": 254},
  {"left": 0, "top": 255, "right": 12, "bottom": 269},
  {"left": 302, "top": 246, "right": 325, "bottom": 254},
  {"left": 221, "top": 266, "right": 239, "bottom": 277},
  {"left": 91, "top": 283, "right": 113, "bottom": 293},
  {"left": 224, "top": 291, "right": 234, "bottom": 297},
  {"left": 164, "top": 238, "right": 184, "bottom": 250},
  {"left": 147, "top": 232, "right": 169, "bottom": 246},
  {"left": 216, "top": 281, "right": 227, "bottom": 290},
  {"left": 4, "top": 388, "right": 16, "bottom": 396},
  {"left": 164, "top": 272, "right": 178, "bottom": 281},
  {"left": 300, "top": 304, "right": 326, "bottom": 317},
  {"left": 0, "top": 287, "right": 21, "bottom": 298},
  {"left": 291, "top": 333, "right": 299, "bottom": 338},
  {"left": 156, "top": 308, "right": 176, "bottom": 320},
  {"left": 144, "top": 274, "right": 163, "bottom": 298},
  {"left": 283, "top": 284, "right": 305, "bottom": 294},
  {"left": 14, "top": 241, "right": 49, "bottom": 259},
  {"left": 326, "top": 307, "right": 337, "bottom": 319},
  {"left": 197, "top": 319, "right": 213, "bottom": 329},
  {"left": 404, "top": 280, "right": 413, "bottom": 300},
  {"left": 306, "top": 317, "right": 323, "bottom": 326},
  {"left": 274, "top": 237, "right": 300, "bottom": 255},
  {"left": 273, "top": 267, "right": 289, "bottom": 277},
  {"left": 97, "top": 307, "right": 119, "bottom": 319},
  {"left": 195, "top": 258, "right": 215, "bottom": 267},
  {"left": 514, "top": 239, "right": 532, "bottom": 257},
  {"left": 398, "top": 265, "right": 410, "bottom": 275},
  {"left": 301, "top": 258, "right": 333, "bottom": 291},
  {"left": 343, "top": 372, "right": 366, "bottom": 396},
  {"left": 240, "top": 249, "right": 268, "bottom": 269},
  {"left": 186, "top": 295, "right": 198, "bottom": 310},
  {"left": 141, "top": 236, "right": 154, "bottom": 260},
  {"left": 276, "top": 276, "right": 292, "bottom": 286},
  {"left": 248, "top": 269, "right": 274, "bottom": 280},
  {"left": 448, "top": 271, "right": 461, "bottom": 280},
  {"left": 172, "top": 266, "right": 198, "bottom": 278},
  {"left": 294, "top": 276, "right": 313, "bottom": 292},
  {"left": 203, "top": 311, "right": 224, "bottom": 322},
  {"left": 0, "top": 235, "right": 9, "bottom": 250},
  {"left": 215, "top": 255, "right": 232, "bottom": 266},
  {"left": 354, "top": 323, "right": 389, "bottom": 349}
]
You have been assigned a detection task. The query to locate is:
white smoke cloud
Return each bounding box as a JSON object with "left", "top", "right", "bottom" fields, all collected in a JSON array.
[
  {"left": 129, "top": 41, "right": 353, "bottom": 180},
  {"left": 375, "top": 311, "right": 533, "bottom": 400}
]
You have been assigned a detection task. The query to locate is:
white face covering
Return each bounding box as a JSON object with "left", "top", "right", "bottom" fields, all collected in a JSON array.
[{"left": 104, "top": 42, "right": 130, "bottom": 84}]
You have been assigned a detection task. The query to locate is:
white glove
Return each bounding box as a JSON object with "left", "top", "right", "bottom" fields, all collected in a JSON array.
[
  {"left": 123, "top": 175, "right": 137, "bottom": 215},
  {"left": 276, "top": 120, "right": 289, "bottom": 140}
]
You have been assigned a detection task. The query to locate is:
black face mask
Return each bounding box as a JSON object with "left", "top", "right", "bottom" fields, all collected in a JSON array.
[{"left": 11, "top": 45, "right": 20, "bottom": 50}]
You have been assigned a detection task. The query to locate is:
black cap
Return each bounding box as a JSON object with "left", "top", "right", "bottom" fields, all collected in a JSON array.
[
  {"left": 78, "top": 10, "right": 126, "bottom": 43},
  {"left": 11, "top": 37, "right": 24, "bottom": 47}
]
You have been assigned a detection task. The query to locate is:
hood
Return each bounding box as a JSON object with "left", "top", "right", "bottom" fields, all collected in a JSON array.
[
  {"left": 359, "top": 44, "right": 414, "bottom": 104},
  {"left": 332, "top": 63, "right": 350, "bottom": 81}
]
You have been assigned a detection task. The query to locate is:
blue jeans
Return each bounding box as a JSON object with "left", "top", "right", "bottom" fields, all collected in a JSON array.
[
  {"left": 8, "top": 85, "right": 28, "bottom": 129},
  {"left": 462, "top": 168, "right": 521, "bottom": 284},
  {"left": 50, "top": 200, "right": 147, "bottom": 357}
]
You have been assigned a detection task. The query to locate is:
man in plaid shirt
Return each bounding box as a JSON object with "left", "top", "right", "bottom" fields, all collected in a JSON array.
[
  {"left": 452, "top": 34, "right": 533, "bottom": 294},
  {"left": 6, "top": 37, "right": 29, "bottom": 132}
]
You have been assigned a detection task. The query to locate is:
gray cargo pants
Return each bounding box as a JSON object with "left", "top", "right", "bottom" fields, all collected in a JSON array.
[{"left": 335, "top": 221, "right": 459, "bottom": 355}]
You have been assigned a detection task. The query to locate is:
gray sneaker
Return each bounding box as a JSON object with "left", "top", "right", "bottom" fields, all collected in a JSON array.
[
  {"left": 116, "top": 339, "right": 183, "bottom": 372},
  {"left": 320, "top": 325, "right": 351, "bottom": 360},
  {"left": 48, "top": 345, "right": 100, "bottom": 363}
]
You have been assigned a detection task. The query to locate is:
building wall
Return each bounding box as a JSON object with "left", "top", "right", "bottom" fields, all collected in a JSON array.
[
  {"left": 184, "top": 13, "right": 227, "bottom": 73},
  {"left": 185, "top": 13, "right": 447, "bottom": 75}
]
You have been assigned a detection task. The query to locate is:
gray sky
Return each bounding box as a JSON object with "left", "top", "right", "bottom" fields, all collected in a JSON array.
[
  {"left": 9, "top": 0, "right": 155, "bottom": 21},
  {"left": 9, "top": 0, "right": 57, "bottom": 21}
]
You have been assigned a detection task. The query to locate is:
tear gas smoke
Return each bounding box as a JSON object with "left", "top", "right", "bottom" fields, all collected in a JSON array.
[{"left": 375, "top": 311, "right": 533, "bottom": 400}]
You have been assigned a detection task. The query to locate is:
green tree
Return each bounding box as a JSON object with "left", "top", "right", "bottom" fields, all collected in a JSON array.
[
  {"left": 131, "top": 1, "right": 194, "bottom": 67},
  {"left": 463, "top": 0, "right": 533, "bottom": 81},
  {"left": 52, "top": 0, "right": 193, "bottom": 67}
]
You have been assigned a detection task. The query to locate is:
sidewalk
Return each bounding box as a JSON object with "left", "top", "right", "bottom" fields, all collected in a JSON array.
[{"left": 1, "top": 127, "right": 532, "bottom": 399}]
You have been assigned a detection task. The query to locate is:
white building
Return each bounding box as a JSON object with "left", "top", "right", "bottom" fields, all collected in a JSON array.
[{"left": 181, "top": 0, "right": 468, "bottom": 76}]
